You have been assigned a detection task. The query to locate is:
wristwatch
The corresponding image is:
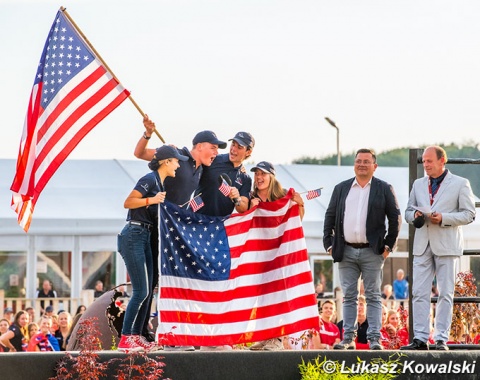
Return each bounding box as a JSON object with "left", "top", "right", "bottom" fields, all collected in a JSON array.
[
  {"left": 384, "top": 245, "right": 392, "bottom": 253},
  {"left": 143, "top": 132, "right": 151, "bottom": 140}
]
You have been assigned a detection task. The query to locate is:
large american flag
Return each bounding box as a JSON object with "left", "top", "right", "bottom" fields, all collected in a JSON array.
[
  {"left": 10, "top": 9, "right": 130, "bottom": 231},
  {"left": 156, "top": 189, "right": 320, "bottom": 346}
]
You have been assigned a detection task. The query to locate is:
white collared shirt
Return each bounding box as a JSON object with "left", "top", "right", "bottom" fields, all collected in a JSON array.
[{"left": 343, "top": 178, "right": 371, "bottom": 244}]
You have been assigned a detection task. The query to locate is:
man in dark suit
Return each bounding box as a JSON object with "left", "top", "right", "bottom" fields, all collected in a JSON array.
[{"left": 323, "top": 148, "right": 401, "bottom": 350}]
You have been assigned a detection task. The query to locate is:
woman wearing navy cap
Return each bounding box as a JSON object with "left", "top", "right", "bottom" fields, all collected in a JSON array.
[
  {"left": 248, "top": 161, "right": 305, "bottom": 350},
  {"left": 249, "top": 161, "right": 305, "bottom": 219},
  {"left": 117, "top": 145, "right": 188, "bottom": 352}
]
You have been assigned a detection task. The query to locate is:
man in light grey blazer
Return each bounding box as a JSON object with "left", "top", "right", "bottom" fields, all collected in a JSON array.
[{"left": 401, "top": 146, "right": 476, "bottom": 351}]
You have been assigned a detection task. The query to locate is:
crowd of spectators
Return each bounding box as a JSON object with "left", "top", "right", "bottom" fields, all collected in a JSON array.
[
  {"left": 0, "top": 271, "right": 419, "bottom": 352},
  {"left": 287, "top": 273, "right": 412, "bottom": 351},
  {"left": 0, "top": 278, "right": 91, "bottom": 353},
  {"left": 0, "top": 304, "right": 85, "bottom": 353}
]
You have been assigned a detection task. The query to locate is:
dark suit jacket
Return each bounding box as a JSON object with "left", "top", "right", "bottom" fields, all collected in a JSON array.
[{"left": 323, "top": 176, "right": 401, "bottom": 263}]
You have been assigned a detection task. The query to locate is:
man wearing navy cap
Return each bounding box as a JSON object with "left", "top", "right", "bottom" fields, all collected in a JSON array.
[
  {"left": 135, "top": 115, "right": 227, "bottom": 205},
  {"left": 134, "top": 116, "right": 226, "bottom": 350},
  {"left": 195, "top": 131, "right": 255, "bottom": 351},
  {"left": 196, "top": 131, "right": 255, "bottom": 216}
]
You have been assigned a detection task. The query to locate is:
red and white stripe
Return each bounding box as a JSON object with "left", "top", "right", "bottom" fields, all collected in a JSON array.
[
  {"left": 157, "top": 193, "right": 319, "bottom": 346},
  {"left": 218, "top": 178, "right": 231, "bottom": 197},
  {"left": 11, "top": 59, "right": 129, "bottom": 231}
]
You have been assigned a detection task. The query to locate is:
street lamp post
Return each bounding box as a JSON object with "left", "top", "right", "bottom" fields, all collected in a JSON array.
[{"left": 325, "top": 117, "right": 340, "bottom": 166}]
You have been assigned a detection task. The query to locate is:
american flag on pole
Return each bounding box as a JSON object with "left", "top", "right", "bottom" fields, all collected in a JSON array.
[
  {"left": 306, "top": 188, "right": 322, "bottom": 200},
  {"left": 187, "top": 195, "right": 204, "bottom": 212},
  {"left": 157, "top": 189, "right": 320, "bottom": 346},
  {"left": 10, "top": 9, "right": 130, "bottom": 232},
  {"left": 218, "top": 177, "right": 231, "bottom": 197}
]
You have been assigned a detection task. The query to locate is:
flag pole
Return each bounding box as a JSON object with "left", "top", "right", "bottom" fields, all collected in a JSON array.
[
  {"left": 60, "top": 6, "right": 166, "bottom": 143},
  {"left": 179, "top": 193, "right": 202, "bottom": 207},
  {"left": 299, "top": 187, "right": 323, "bottom": 194}
]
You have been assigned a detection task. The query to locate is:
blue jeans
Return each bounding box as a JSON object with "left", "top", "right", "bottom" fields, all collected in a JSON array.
[
  {"left": 117, "top": 224, "right": 153, "bottom": 335},
  {"left": 338, "top": 245, "right": 384, "bottom": 342}
]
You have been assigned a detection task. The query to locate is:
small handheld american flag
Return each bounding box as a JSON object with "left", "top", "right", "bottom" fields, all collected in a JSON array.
[
  {"left": 218, "top": 178, "right": 231, "bottom": 197},
  {"left": 188, "top": 196, "right": 204, "bottom": 212},
  {"left": 306, "top": 188, "right": 322, "bottom": 200}
]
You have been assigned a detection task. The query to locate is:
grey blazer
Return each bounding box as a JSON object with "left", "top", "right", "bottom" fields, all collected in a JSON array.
[{"left": 405, "top": 170, "right": 476, "bottom": 256}]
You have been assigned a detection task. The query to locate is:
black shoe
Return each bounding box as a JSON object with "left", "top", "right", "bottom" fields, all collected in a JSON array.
[
  {"left": 435, "top": 340, "right": 449, "bottom": 351},
  {"left": 333, "top": 339, "right": 356, "bottom": 350},
  {"left": 400, "top": 338, "right": 429, "bottom": 351},
  {"left": 369, "top": 340, "right": 383, "bottom": 350}
]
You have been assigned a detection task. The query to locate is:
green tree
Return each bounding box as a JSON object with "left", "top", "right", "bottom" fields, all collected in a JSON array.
[{"left": 292, "top": 142, "right": 480, "bottom": 196}]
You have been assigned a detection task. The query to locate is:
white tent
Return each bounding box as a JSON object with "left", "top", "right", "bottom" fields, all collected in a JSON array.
[
  {"left": 0, "top": 159, "right": 413, "bottom": 244},
  {"left": 1, "top": 159, "right": 479, "bottom": 299}
]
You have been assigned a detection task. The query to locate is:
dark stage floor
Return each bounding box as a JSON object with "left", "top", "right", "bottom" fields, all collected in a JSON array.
[{"left": 1, "top": 349, "right": 480, "bottom": 380}]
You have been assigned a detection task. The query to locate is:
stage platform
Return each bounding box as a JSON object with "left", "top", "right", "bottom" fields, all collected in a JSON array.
[{"left": 1, "top": 349, "right": 479, "bottom": 380}]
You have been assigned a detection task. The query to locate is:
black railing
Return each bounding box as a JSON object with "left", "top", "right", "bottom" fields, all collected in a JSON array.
[{"left": 431, "top": 297, "right": 480, "bottom": 303}]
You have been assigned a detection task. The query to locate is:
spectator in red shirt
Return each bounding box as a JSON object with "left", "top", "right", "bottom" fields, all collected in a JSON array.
[
  {"left": 27, "top": 316, "right": 60, "bottom": 351},
  {"left": 311, "top": 300, "right": 340, "bottom": 349},
  {"left": 380, "top": 309, "right": 409, "bottom": 349}
]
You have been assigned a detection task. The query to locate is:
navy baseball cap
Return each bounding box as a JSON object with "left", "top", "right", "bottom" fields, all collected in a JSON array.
[
  {"left": 192, "top": 131, "right": 227, "bottom": 149},
  {"left": 154, "top": 145, "right": 189, "bottom": 161},
  {"left": 250, "top": 161, "right": 275, "bottom": 176},
  {"left": 229, "top": 132, "right": 255, "bottom": 149}
]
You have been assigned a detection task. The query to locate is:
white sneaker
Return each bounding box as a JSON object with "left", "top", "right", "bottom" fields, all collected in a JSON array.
[
  {"left": 199, "top": 345, "right": 233, "bottom": 351},
  {"left": 164, "top": 345, "right": 196, "bottom": 351},
  {"left": 138, "top": 336, "right": 163, "bottom": 352}
]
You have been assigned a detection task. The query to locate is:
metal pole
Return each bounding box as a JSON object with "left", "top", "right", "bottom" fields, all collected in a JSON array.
[
  {"left": 325, "top": 117, "right": 340, "bottom": 166},
  {"left": 335, "top": 128, "right": 340, "bottom": 166},
  {"left": 407, "top": 148, "right": 424, "bottom": 341}
]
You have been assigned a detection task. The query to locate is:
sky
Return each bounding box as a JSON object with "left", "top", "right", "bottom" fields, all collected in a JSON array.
[{"left": 1, "top": 0, "right": 480, "bottom": 166}]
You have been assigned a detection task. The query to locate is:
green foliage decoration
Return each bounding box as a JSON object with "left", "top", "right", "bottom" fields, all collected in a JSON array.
[{"left": 299, "top": 353, "right": 404, "bottom": 380}]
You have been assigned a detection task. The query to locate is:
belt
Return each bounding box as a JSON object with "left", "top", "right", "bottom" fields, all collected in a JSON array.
[
  {"left": 345, "top": 242, "right": 369, "bottom": 249},
  {"left": 127, "top": 220, "right": 153, "bottom": 231}
]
